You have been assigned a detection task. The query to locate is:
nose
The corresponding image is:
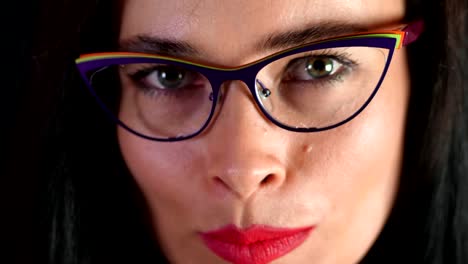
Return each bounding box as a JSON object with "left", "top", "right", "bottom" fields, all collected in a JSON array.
[{"left": 203, "top": 80, "right": 287, "bottom": 201}]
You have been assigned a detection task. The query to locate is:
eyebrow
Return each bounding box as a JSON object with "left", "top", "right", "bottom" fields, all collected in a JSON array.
[
  {"left": 118, "top": 22, "right": 368, "bottom": 57},
  {"left": 258, "top": 22, "right": 367, "bottom": 51},
  {"left": 119, "top": 35, "right": 199, "bottom": 57}
]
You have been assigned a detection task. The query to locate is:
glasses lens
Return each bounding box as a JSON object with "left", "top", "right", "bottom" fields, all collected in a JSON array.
[
  {"left": 88, "top": 61, "right": 214, "bottom": 139},
  {"left": 255, "top": 46, "right": 389, "bottom": 129}
]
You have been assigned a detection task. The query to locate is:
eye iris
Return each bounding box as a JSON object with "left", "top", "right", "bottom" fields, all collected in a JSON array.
[
  {"left": 158, "top": 67, "right": 185, "bottom": 88},
  {"left": 306, "top": 58, "right": 333, "bottom": 78}
]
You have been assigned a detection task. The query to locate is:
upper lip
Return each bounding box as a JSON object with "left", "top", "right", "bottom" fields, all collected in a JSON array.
[
  {"left": 199, "top": 224, "right": 314, "bottom": 264},
  {"left": 200, "top": 224, "right": 313, "bottom": 244}
]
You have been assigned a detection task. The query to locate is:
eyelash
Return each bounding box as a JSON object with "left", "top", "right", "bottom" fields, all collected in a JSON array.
[
  {"left": 126, "top": 65, "right": 195, "bottom": 98},
  {"left": 282, "top": 50, "right": 358, "bottom": 85},
  {"left": 289, "top": 49, "right": 357, "bottom": 66}
]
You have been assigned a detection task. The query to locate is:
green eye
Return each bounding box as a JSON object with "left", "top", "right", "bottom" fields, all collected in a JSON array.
[
  {"left": 157, "top": 66, "right": 186, "bottom": 89},
  {"left": 306, "top": 57, "right": 334, "bottom": 78}
]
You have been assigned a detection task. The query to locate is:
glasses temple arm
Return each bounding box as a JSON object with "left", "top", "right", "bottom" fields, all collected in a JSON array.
[{"left": 402, "top": 20, "right": 425, "bottom": 46}]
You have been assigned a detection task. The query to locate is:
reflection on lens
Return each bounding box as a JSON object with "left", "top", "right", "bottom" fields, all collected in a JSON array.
[
  {"left": 88, "top": 62, "right": 213, "bottom": 139},
  {"left": 256, "top": 46, "right": 389, "bottom": 128}
]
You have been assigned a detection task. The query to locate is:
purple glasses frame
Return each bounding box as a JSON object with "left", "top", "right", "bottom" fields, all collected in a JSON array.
[{"left": 76, "top": 21, "right": 424, "bottom": 142}]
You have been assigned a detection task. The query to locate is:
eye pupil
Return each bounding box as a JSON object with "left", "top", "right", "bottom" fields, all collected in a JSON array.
[
  {"left": 158, "top": 67, "right": 185, "bottom": 88},
  {"left": 306, "top": 58, "right": 334, "bottom": 78}
]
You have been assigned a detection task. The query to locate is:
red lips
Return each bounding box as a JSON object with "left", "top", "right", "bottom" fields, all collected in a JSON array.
[{"left": 200, "top": 224, "right": 314, "bottom": 264}]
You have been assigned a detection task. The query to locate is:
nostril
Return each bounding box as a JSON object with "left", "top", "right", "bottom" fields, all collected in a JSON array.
[
  {"left": 214, "top": 176, "right": 228, "bottom": 188},
  {"left": 260, "top": 174, "right": 275, "bottom": 185}
]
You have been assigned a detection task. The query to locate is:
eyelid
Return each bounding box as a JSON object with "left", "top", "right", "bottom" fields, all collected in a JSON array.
[
  {"left": 285, "top": 50, "right": 357, "bottom": 71},
  {"left": 122, "top": 63, "right": 167, "bottom": 75}
]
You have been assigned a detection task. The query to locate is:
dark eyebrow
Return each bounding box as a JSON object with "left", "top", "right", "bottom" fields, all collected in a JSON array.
[
  {"left": 119, "top": 35, "right": 199, "bottom": 57},
  {"left": 118, "top": 22, "right": 368, "bottom": 57},
  {"left": 257, "top": 22, "right": 368, "bottom": 52}
]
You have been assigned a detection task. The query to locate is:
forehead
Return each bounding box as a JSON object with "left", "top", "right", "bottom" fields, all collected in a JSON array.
[{"left": 119, "top": 0, "right": 405, "bottom": 64}]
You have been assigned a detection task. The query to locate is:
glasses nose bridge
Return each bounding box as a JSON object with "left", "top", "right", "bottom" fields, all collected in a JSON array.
[
  {"left": 211, "top": 66, "right": 261, "bottom": 102},
  {"left": 207, "top": 68, "right": 277, "bottom": 137}
]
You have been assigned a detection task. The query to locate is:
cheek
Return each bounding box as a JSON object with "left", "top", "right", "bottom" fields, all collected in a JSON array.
[
  {"left": 292, "top": 49, "right": 408, "bottom": 261},
  {"left": 295, "top": 48, "right": 409, "bottom": 193},
  {"left": 117, "top": 130, "right": 198, "bottom": 215}
]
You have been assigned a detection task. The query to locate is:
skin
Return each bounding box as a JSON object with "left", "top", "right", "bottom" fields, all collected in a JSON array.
[{"left": 117, "top": 0, "right": 409, "bottom": 263}]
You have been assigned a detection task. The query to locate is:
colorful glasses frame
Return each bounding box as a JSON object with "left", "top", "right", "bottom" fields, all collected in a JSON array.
[{"left": 76, "top": 21, "right": 424, "bottom": 142}]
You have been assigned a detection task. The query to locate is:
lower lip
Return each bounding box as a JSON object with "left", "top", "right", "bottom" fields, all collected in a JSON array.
[{"left": 200, "top": 226, "right": 314, "bottom": 264}]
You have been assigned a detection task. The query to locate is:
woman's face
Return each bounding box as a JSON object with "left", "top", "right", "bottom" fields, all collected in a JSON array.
[{"left": 117, "top": 0, "right": 409, "bottom": 263}]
